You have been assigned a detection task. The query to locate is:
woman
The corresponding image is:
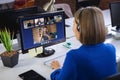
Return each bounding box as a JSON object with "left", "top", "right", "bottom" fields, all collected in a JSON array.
[{"left": 50, "top": 7, "right": 117, "bottom": 80}]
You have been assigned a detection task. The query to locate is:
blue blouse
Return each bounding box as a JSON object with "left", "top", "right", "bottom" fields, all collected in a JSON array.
[{"left": 51, "top": 43, "right": 117, "bottom": 80}]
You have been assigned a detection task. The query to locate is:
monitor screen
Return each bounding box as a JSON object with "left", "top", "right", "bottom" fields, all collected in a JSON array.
[
  {"left": 0, "top": 6, "right": 44, "bottom": 39},
  {"left": 19, "top": 11, "right": 66, "bottom": 57},
  {"left": 110, "top": 2, "right": 120, "bottom": 31}
]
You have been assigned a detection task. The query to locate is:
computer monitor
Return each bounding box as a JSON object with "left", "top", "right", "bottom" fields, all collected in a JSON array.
[
  {"left": 109, "top": 2, "right": 120, "bottom": 32},
  {"left": 0, "top": 6, "right": 44, "bottom": 39},
  {"left": 19, "top": 10, "right": 66, "bottom": 57}
]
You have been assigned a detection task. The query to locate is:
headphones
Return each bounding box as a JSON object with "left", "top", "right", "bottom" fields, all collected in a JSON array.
[
  {"left": 77, "top": 8, "right": 84, "bottom": 32},
  {"left": 77, "top": 23, "right": 80, "bottom": 31}
]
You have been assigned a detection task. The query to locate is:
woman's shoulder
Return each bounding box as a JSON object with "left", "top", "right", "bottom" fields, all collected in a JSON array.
[
  {"left": 104, "top": 43, "right": 115, "bottom": 49},
  {"left": 67, "top": 48, "right": 80, "bottom": 53},
  {"left": 66, "top": 48, "right": 83, "bottom": 57},
  {"left": 102, "top": 43, "right": 116, "bottom": 53}
]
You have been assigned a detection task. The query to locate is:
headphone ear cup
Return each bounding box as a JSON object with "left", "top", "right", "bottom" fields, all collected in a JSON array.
[{"left": 77, "top": 24, "right": 80, "bottom": 31}]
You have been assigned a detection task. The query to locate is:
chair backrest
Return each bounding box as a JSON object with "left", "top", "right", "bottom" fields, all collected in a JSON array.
[
  {"left": 54, "top": 3, "right": 73, "bottom": 18},
  {"left": 105, "top": 73, "right": 120, "bottom": 80}
]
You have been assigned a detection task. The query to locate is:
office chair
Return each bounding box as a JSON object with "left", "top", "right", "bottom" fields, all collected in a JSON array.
[
  {"left": 54, "top": 3, "right": 73, "bottom": 18},
  {"left": 105, "top": 73, "right": 120, "bottom": 80}
]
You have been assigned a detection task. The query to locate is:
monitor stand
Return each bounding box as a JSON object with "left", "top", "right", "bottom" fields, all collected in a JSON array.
[{"left": 36, "top": 48, "right": 55, "bottom": 58}]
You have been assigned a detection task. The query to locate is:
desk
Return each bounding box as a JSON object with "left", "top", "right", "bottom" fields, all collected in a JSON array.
[
  {"left": 0, "top": 9, "right": 120, "bottom": 80},
  {"left": 0, "top": 37, "right": 81, "bottom": 80}
]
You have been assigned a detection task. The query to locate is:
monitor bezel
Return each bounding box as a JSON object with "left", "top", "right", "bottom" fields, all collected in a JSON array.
[
  {"left": 109, "top": 1, "right": 120, "bottom": 27},
  {"left": 18, "top": 10, "right": 66, "bottom": 53}
]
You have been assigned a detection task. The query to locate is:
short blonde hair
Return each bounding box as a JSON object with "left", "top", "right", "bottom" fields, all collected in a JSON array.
[{"left": 74, "top": 7, "right": 106, "bottom": 45}]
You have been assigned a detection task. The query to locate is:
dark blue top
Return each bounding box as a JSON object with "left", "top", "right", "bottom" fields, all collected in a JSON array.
[{"left": 51, "top": 43, "right": 117, "bottom": 80}]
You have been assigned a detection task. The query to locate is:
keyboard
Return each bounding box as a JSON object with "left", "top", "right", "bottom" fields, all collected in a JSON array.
[{"left": 44, "top": 55, "right": 66, "bottom": 68}]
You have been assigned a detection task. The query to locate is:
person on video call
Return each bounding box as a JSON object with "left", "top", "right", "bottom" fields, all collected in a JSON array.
[
  {"left": 40, "top": 26, "right": 51, "bottom": 41},
  {"left": 50, "top": 7, "right": 117, "bottom": 80}
]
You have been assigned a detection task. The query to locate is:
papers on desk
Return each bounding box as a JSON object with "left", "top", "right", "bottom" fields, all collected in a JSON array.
[
  {"left": 36, "top": 47, "right": 43, "bottom": 54},
  {"left": 65, "top": 17, "right": 75, "bottom": 39},
  {"left": 28, "top": 48, "right": 37, "bottom": 57},
  {"left": 65, "top": 17, "right": 74, "bottom": 27},
  {"left": 28, "top": 46, "right": 43, "bottom": 57}
]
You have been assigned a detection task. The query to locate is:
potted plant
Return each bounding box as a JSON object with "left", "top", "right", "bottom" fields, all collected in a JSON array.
[{"left": 0, "top": 28, "right": 19, "bottom": 68}]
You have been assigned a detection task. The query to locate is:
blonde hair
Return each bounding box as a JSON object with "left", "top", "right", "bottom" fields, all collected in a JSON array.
[{"left": 74, "top": 7, "right": 106, "bottom": 45}]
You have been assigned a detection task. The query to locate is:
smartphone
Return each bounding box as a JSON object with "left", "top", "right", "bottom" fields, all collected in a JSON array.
[{"left": 19, "top": 70, "right": 46, "bottom": 80}]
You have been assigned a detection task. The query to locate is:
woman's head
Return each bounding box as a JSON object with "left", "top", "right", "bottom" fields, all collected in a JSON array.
[{"left": 73, "top": 7, "right": 106, "bottom": 45}]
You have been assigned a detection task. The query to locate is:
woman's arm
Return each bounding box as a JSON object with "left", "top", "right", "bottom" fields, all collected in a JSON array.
[{"left": 50, "top": 51, "right": 77, "bottom": 80}]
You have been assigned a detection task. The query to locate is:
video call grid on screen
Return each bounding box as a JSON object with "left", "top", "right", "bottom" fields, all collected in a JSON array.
[{"left": 19, "top": 11, "right": 66, "bottom": 53}]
